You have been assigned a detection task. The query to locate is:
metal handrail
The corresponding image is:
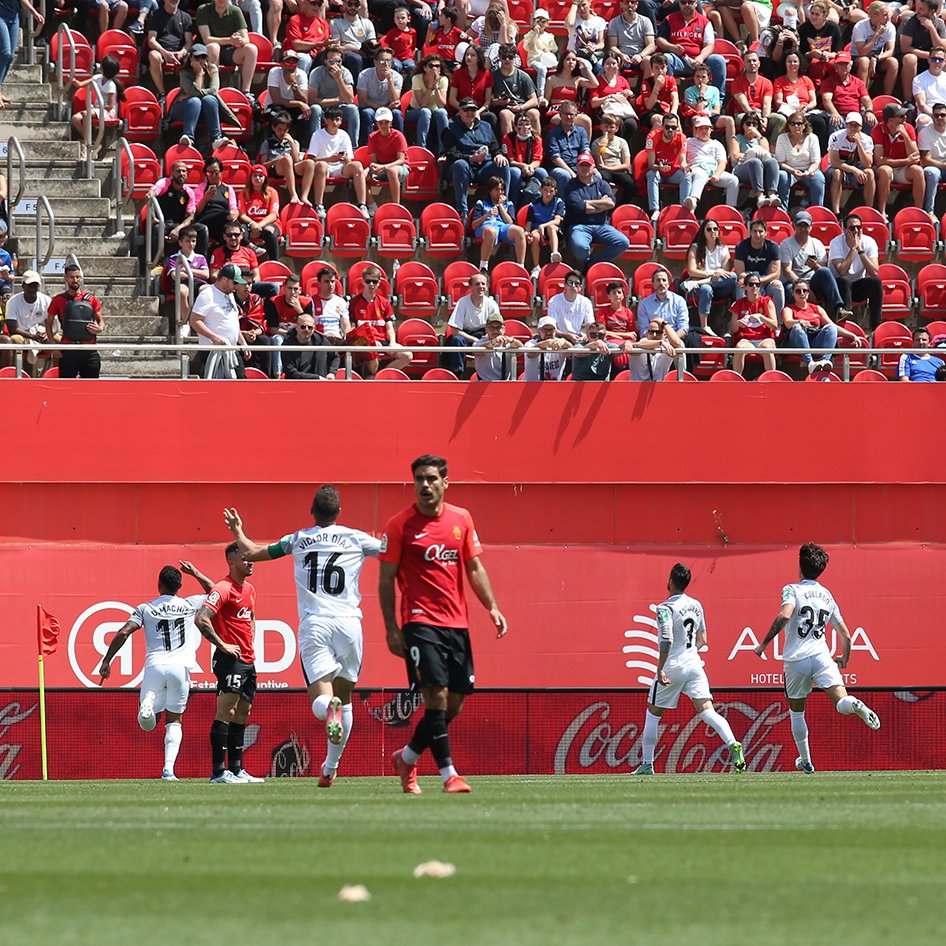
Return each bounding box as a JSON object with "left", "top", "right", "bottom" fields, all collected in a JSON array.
[
  {"left": 34, "top": 195, "right": 56, "bottom": 271},
  {"left": 54, "top": 23, "right": 77, "bottom": 121},
  {"left": 26, "top": 0, "right": 47, "bottom": 67},
  {"left": 144, "top": 195, "right": 166, "bottom": 274},
  {"left": 5, "top": 137, "right": 26, "bottom": 239},
  {"left": 83, "top": 79, "right": 107, "bottom": 178},
  {"left": 112, "top": 137, "right": 134, "bottom": 234}
]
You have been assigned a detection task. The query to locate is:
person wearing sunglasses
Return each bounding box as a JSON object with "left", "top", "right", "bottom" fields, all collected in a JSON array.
[
  {"left": 549, "top": 270, "right": 594, "bottom": 344},
  {"left": 729, "top": 50, "right": 785, "bottom": 147},
  {"left": 873, "top": 102, "right": 939, "bottom": 217},
  {"left": 828, "top": 212, "right": 882, "bottom": 329},
  {"left": 775, "top": 110, "right": 825, "bottom": 209},
  {"left": 729, "top": 110, "right": 782, "bottom": 209},
  {"left": 728, "top": 276, "right": 778, "bottom": 376},
  {"left": 405, "top": 55, "right": 450, "bottom": 151},
  {"left": 645, "top": 112, "right": 690, "bottom": 219},
  {"left": 490, "top": 42, "right": 540, "bottom": 141},
  {"left": 681, "top": 217, "right": 737, "bottom": 335},
  {"left": 472, "top": 312, "right": 524, "bottom": 382},
  {"left": 572, "top": 320, "right": 627, "bottom": 382},
  {"left": 626, "top": 317, "right": 684, "bottom": 382},
  {"left": 781, "top": 277, "right": 864, "bottom": 375},
  {"left": 912, "top": 43, "right": 946, "bottom": 126},
  {"left": 899, "top": 0, "right": 946, "bottom": 104},
  {"left": 919, "top": 103, "right": 946, "bottom": 196},
  {"left": 347, "top": 264, "right": 413, "bottom": 378}
]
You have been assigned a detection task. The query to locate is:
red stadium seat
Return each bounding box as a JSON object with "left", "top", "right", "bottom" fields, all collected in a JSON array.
[
  {"left": 586, "top": 261, "right": 628, "bottom": 308},
  {"left": 421, "top": 202, "right": 465, "bottom": 258},
  {"left": 507, "top": 0, "right": 535, "bottom": 28},
  {"left": 751, "top": 206, "right": 793, "bottom": 244},
  {"left": 871, "top": 321, "right": 912, "bottom": 378},
  {"left": 96, "top": 29, "right": 138, "bottom": 81},
  {"left": 51, "top": 28, "right": 94, "bottom": 81},
  {"left": 244, "top": 367, "right": 270, "bottom": 379},
  {"left": 849, "top": 206, "right": 890, "bottom": 261},
  {"left": 917, "top": 263, "right": 946, "bottom": 320},
  {"left": 611, "top": 205, "right": 655, "bottom": 260},
  {"left": 612, "top": 370, "right": 631, "bottom": 380},
  {"left": 325, "top": 203, "right": 371, "bottom": 258},
  {"left": 121, "top": 142, "right": 160, "bottom": 200},
  {"left": 404, "top": 146, "right": 441, "bottom": 201},
  {"left": 692, "top": 335, "right": 728, "bottom": 379},
  {"left": 374, "top": 367, "right": 411, "bottom": 380},
  {"left": 257, "top": 260, "right": 293, "bottom": 290},
  {"left": 212, "top": 142, "right": 252, "bottom": 188},
  {"left": 504, "top": 319, "right": 533, "bottom": 342},
  {"left": 870, "top": 94, "right": 903, "bottom": 123},
  {"left": 924, "top": 319, "right": 946, "bottom": 338},
  {"left": 334, "top": 368, "right": 364, "bottom": 379},
  {"left": 443, "top": 261, "right": 480, "bottom": 306},
  {"left": 632, "top": 261, "right": 672, "bottom": 302},
  {"left": 807, "top": 206, "right": 842, "bottom": 245},
  {"left": 714, "top": 38, "right": 744, "bottom": 82},
  {"left": 835, "top": 319, "right": 869, "bottom": 375},
  {"left": 218, "top": 88, "right": 256, "bottom": 142},
  {"left": 657, "top": 204, "right": 700, "bottom": 260},
  {"left": 42, "top": 366, "right": 61, "bottom": 378},
  {"left": 705, "top": 206, "right": 748, "bottom": 250},
  {"left": 0, "top": 366, "right": 31, "bottom": 378},
  {"left": 422, "top": 367, "right": 461, "bottom": 380},
  {"left": 851, "top": 369, "right": 887, "bottom": 382},
  {"left": 877, "top": 262, "right": 914, "bottom": 321},
  {"left": 395, "top": 261, "right": 440, "bottom": 320},
  {"left": 708, "top": 369, "right": 748, "bottom": 381},
  {"left": 397, "top": 318, "right": 441, "bottom": 375},
  {"left": 347, "top": 260, "right": 391, "bottom": 297},
  {"left": 120, "top": 87, "right": 162, "bottom": 142},
  {"left": 373, "top": 204, "right": 418, "bottom": 259},
  {"left": 301, "top": 259, "right": 341, "bottom": 296},
  {"left": 893, "top": 208, "right": 939, "bottom": 263},
  {"left": 247, "top": 32, "right": 279, "bottom": 72},
  {"left": 537, "top": 261, "right": 573, "bottom": 304},
  {"left": 492, "top": 262, "right": 535, "bottom": 318},
  {"left": 280, "top": 204, "right": 324, "bottom": 258},
  {"left": 756, "top": 369, "right": 794, "bottom": 381},
  {"left": 162, "top": 135, "right": 204, "bottom": 183},
  {"left": 661, "top": 369, "right": 698, "bottom": 381}
]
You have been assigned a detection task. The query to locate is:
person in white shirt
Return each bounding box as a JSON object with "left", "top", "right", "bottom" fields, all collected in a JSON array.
[
  {"left": 3, "top": 270, "right": 53, "bottom": 374},
  {"left": 189, "top": 262, "right": 245, "bottom": 377},
  {"left": 851, "top": 2, "right": 898, "bottom": 97},
  {"left": 441, "top": 270, "right": 501, "bottom": 374},
  {"left": 753, "top": 542, "right": 881, "bottom": 774},
  {"left": 266, "top": 47, "right": 313, "bottom": 138},
  {"left": 306, "top": 105, "right": 374, "bottom": 219},
  {"left": 826, "top": 112, "right": 875, "bottom": 216},
  {"left": 311, "top": 266, "right": 351, "bottom": 341},
  {"left": 627, "top": 316, "right": 684, "bottom": 381},
  {"left": 684, "top": 115, "right": 739, "bottom": 211},
  {"left": 548, "top": 269, "right": 594, "bottom": 343},
  {"left": 523, "top": 315, "right": 572, "bottom": 381},
  {"left": 828, "top": 212, "right": 882, "bottom": 328},
  {"left": 224, "top": 489, "right": 382, "bottom": 788},
  {"left": 472, "top": 312, "right": 523, "bottom": 380},
  {"left": 912, "top": 44, "right": 946, "bottom": 126},
  {"left": 919, "top": 103, "right": 946, "bottom": 188},
  {"left": 633, "top": 563, "right": 747, "bottom": 775},
  {"left": 566, "top": 0, "right": 607, "bottom": 65}
]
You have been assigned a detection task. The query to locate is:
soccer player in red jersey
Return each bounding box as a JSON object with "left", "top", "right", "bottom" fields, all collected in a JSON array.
[
  {"left": 195, "top": 542, "right": 264, "bottom": 784},
  {"left": 380, "top": 454, "right": 508, "bottom": 794}
]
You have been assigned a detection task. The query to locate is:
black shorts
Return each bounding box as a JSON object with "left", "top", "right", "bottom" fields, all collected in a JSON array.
[
  {"left": 220, "top": 46, "right": 237, "bottom": 67},
  {"left": 402, "top": 623, "right": 475, "bottom": 694},
  {"left": 213, "top": 653, "right": 257, "bottom": 703}
]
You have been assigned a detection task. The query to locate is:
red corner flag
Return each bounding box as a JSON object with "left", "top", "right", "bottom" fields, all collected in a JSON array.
[{"left": 37, "top": 606, "right": 61, "bottom": 657}]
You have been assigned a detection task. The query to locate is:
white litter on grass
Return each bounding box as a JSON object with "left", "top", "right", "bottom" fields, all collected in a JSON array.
[
  {"left": 413, "top": 861, "right": 457, "bottom": 879},
  {"left": 337, "top": 885, "right": 372, "bottom": 902}
]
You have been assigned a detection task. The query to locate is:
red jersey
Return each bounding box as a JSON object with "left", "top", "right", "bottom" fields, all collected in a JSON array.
[
  {"left": 730, "top": 296, "right": 775, "bottom": 341},
  {"left": 729, "top": 73, "right": 773, "bottom": 114},
  {"left": 48, "top": 290, "right": 103, "bottom": 345},
  {"left": 820, "top": 74, "right": 869, "bottom": 116},
  {"left": 638, "top": 74, "right": 678, "bottom": 114},
  {"left": 605, "top": 305, "right": 636, "bottom": 335},
  {"left": 210, "top": 245, "right": 258, "bottom": 275},
  {"left": 502, "top": 131, "right": 544, "bottom": 165},
  {"left": 238, "top": 188, "right": 279, "bottom": 224},
  {"left": 367, "top": 128, "right": 409, "bottom": 164},
  {"left": 349, "top": 293, "right": 394, "bottom": 344},
  {"left": 382, "top": 26, "right": 417, "bottom": 60},
  {"left": 205, "top": 576, "right": 256, "bottom": 663},
  {"left": 788, "top": 302, "right": 823, "bottom": 328},
  {"left": 871, "top": 121, "right": 917, "bottom": 161},
  {"left": 285, "top": 13, "right": 330, "bottom": 51},
  {"left": 645, "top": 128, "right": 685, "bottom": 172},
  {"left": 450, "top": 67, "right": 493, "bottom": 108},
  {"left": 380, "top": 501, "right": 483, "bottom": 628},
  {"left": 664, "top": 12, "right": 713, "bottom": 58},
  {"left": 425, "top": 25, "right": 465, "bottom": 62}
]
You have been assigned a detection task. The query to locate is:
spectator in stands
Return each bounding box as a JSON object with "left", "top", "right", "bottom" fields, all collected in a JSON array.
[
  {"left": 684, "top": 114, "right": 739, "bottom": 212},
  {"left": 606, "top": 0, "right": 656, "bottom": 80},
  {"left": 852, "top": 2, "right": 899, "bottom": 97},
  {"left": 259, "top": 110, "right": 317, "bottom": 206},
  {"left": 306, "top": 105, "right": 376, "bottom": 219},
  {"left": 366, "top": 107, "right": 409, "bottom": 203},
  {"left": 912, "top": 44, "right": 946, "bottom": 126},
  {"left": 472, "top": 311, "right": 523, "bottom": 380},
  {"left": 282, "top": 312, "right": 339, "bottom": 379},
  {"left": 566, "top": 0, "right": 607, "bottom": 69},
  {"left": 70, "top": 55, "right": 123, "bottom": 162},
  {"left": 548, "top": 269, "right": 594, "bottom": 343},
  {"left": 263, "top": 271, "right": 313, "bottom": 374},
  {"left": 210, "top": 222, "right": 278, "bottom": 297},
  {"left": 382, "top": 6, "right": 419, "bottom": 79},
  {"left": 590, "top": 52, "right": 639, "bottom": 143},
  {"left": 195, "top": 0, "right": 259, "bottom": 98},
  {"left": 828, "top": 212, "right": 882, "bottom": 329},
  {"left": 194, "top": 157, "right": 240, "bottom": 250},
  {"left": 656, "top": 0, "right": 727, "bottom": 97},
  {"left": 406, "top": 54, "right": 450, "bottom": 150},
  {"left": 172, "top": 45, "right": 234, "bottom": 151},
  {"left": 636, "top": 268, "right": 702, "bottom": 368},
  {"left": 233, "top": 269, "right": 277, "bottom": 376},
  {"left": 521, "top": 9, "right": 558, "bottom": 100},
  {"left": 440, "top": 269, "right": 500, "bottom": 373},
  {"left": 504, "top": 111, "right": 547, "bottom": 206},
  {"left": 369, "top": 0, "right": 430, "bottom": 41},
  {"left": 592, "top": 114, "right": 635, "bottom": 203},
  {"left": 45, "top": 264, "right": 105, "bottom": 379},
  {"left": 919, "top": 102, "right": 946, "bottom": 190},
  {"left": 545, "top": 102, "right": 590, "bottom": 192},
  {"left": 0, "top": 4, "right": 42, "bottom": 108},
  {"left": 899, "top": 0, "right": 946, "bottom": 102},
  {"left": 3, "top": 270, "right": 52, "bottom": 376},
  {"left": 821, "top": 51, "right": 875, "bottom": 136},
  {"left": 163, "top": 225, "right": 210, "bottom": 332},
  {"left": 827, "top": 112, "right": 875, "bottom": 216},
  {"left": 602, "top": 280, "right": 637, "bottom": 348},
  {"left": 442, "top": 96, "right": 510, "bottom": 218},
  {"left": 422, "top": 7, "right": 467, "bottom": 69},
  {"left": 471, "top": 176, "right": 527, "bottom": 270},
  {"left": 308, "top": 48, "right": 361, "bottom": 148},
  {"left": 772, "top": 52, "right": 820, "bottom": 140},
  {"left": 94, "top": 0, "right": 129, "bottom": 38},
  {"left": 331, "top": 0, "right": 378, "bottom": 78},
  {"left": 714, "top": 0, "right": 772, "bottom": 47},
  {"left": 729, "top": 111, "right": 782, "bottom": 209},
  {"left": 523, "top": 315, "right": 572, "bottom": 381},
  {"left": 728, "top": 275, "right": 778, "bottom": 376},
  {"left": 542, "top": 50, "right": 598, "bottom": 138},
  {"left": 148, "top": 160, "right": 207, "bottom": 257},
  {"left": 449, "top": 43, "right": 497, "bottom": 132},
  {"left": 873, "top": 103, "right": 938, "bottom": 217},
  {"left": 524, "top": 176, "right": 564, "bottom": 278},
  {"left": 730, "top": 49, "right": 785, "bottom": 146},
  {"left": 146, "top": 0, "right": 193, "bottom": 107},
  {"left": 682, "top": 218, "right": 736, "bottom": 334},
  {"left": 469, "top": 3, "right": 518, "bottom": 67},
  {"left": 899, "top": 326, "right": 945, "bottom": 381},
  {"left": 266, "top": 47, "right": 315, "bottom": 141},
  {"left": 238, "top": 165, "right": 281, "bottom": 261},
  {"left": 645, "top": 114, "right": 690, "bottom": 220},
  {"left": 799, "top": 2, "right": 843, "bottom": 87},
  {"left": 0, "top": 219, "right": 14, "bottom": 284},
  {"left": 637, "top": 52, "right": 679, "bottom": 131},
  {"left": 627, "top": 315, "right": 684, "bottom": 381},
  {"left": 775, "top": 110, "right": 824, "bottom": 210},
  {"left": 572, "top": 321, "right": 626, "bottom": 381},
  {"left": 682, "top": 62, "right": 729, "bottom": 139},
  {"left": 347, "top": 263, "right": 413, "bottom": 377},
  {"left": 779, "top": 211, "right": 850, "bottom": 319},
  {"left": 563, "top": 152, "right": 630, "bottom": 270},
  {"left": 285, "top": 0, "right": 332, "bottom": 75},
  {"left": 491, "top": 42, "right": 540, "bottom": 139},
  {"left": 781, "top": 277, "right": 863, "bottom": 374},
  {"left": 358, "top": 47, "right": 405, "bottom": 144},
  {"left": 734, "top": 217, "right": 784, "bottom": 316},
  {"left": 311, "top": 267, "right": 351, "bottom": 342}
]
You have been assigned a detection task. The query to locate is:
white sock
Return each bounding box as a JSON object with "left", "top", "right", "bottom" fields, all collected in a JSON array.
[
  {"left": 401, "top": 745, "right": 420, "bottom": 766},
  {"left": 324, "top": 703, "right": 353, "bottom": 774},
  {"left": 641, "top": 710, "right": 660, "bottom": 764},
  {"left": 439, "top": 764, "right": 458, "bottom": 782},
  {"left": 164, "top": 722, "right": 182, "bottom": 773},
  {"left": 311, "top": 694, "right": 331, "bottom": 720},
  {"left": 700, "top": 708, "right": 737, "bottom": 747},
  {"left": 790, "top": 710, "right": 810, "bottom": 762},
  {"left": 836, "top": 695, "right": 857, "bottom": 715}
]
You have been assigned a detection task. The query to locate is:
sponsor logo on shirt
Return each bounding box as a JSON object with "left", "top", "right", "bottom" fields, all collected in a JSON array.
[
  {"left": 236, "top": 607, "right": 254, "bottom": 620},
  {"left": 424, "top": 544, "right": 460, "bottom": 562}
]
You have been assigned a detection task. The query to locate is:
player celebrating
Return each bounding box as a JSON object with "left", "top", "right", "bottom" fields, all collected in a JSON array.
[
  {"left": 380, "top": 454, "right": 508, "bottom": 795},
  {"left": 754, "top": 542, "right": 880, "bottom": 773},
  {"left": 633, "top": 563, "right": 746, "bottom": 775},
  {"left": 98, "top": 561, "right": 217, "bottom": 780},
  {"left": 195, "top": 542, "right": 264, "bottom": 784},
  {"left": 223, "top": 487, "right": 381, "bottom": 788}
]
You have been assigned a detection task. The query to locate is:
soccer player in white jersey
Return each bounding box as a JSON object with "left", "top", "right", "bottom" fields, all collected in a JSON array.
[
  {"left": 633, "top": 563, "right": 747, "bottom": 775},
  {"left": 98, "top": 561, "right": 214, "bottom": 780},
  {"left": 224, "top": 486, "right": 381, "bottom": 787},
  {"left": 754, "top": 542, "right": 881, "bottom": 773}
]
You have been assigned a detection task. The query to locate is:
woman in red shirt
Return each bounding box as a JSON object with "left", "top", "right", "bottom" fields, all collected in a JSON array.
[
  {"left": 728, "top": 276, "right": 778, "bottom": 375},
  {"left": 238, "top": 165, "right": 281, "bottom": 262},
  {"left": 773, "top": 51, "right": 827, "bottom": 150},
  {"left": 449, "top": 44, "right": 496, "bottom": 132},
  {"left": 589, "top": 52, "right": 638, "bottom": 141},
  {"left": 781, "top": 278, "right": 862, "bottom": 372},
  {"left": 542, "top": 49, "right": 598, "bottom": 138}
]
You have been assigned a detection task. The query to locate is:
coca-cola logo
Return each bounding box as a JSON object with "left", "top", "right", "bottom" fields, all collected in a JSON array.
[
  {"left": 0, "top": 700, "right": 38, "bottom": 780},
  {"left": 367, "top": 690, "right": 424, "bottom": 727},
  {"left": 424, "top": 544, "right": 459, "bottom": 562},
  {"left": 270, "top": 731, "right": 310, "bottom": 777},
  {"left": 553, "top": 699, "right": 792, "bottom": 774}
]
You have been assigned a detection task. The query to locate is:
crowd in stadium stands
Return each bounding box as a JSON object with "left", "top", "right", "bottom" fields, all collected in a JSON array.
[{"left": 5, "top": 0, "right": 946, "bottom": 380}]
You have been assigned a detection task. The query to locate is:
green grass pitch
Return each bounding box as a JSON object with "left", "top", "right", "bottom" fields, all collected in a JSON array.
[{"left": 2, "top": 773, "right": 944, "bottom": 946}]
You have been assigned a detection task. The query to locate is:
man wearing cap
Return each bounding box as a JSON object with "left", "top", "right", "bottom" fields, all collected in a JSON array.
[
  {"left": 899, "top": 0, "right": 946, "bottom": 103},
  {"left": 828, "top": 212, "right": 882, "bottom": 329},
  {"left": 827, "top": 112, "right": 875, "bottom": 216},
  {"left": 357, "top": 47, "right": 405, "bottom": 145},
  {"left": 820, "top": 52, "right": 874, "bottom": 133},
  {"left": 471, "top": 313, "right": 523, "bottom": 381},
  {"left": 523, "top": 315, "right": 572, "bottom": 381},
  {"left": 267, "top": 47, "right": 315, "bottom": 139},
  {"left": 146, "top": 0, "right": 195, "bottom": 104},
  {"left": 189, "top": 261, "right": 245, "bottom": 378},
  {"left": 912, "top": 44, "right": 946, "bottom": 126},
  {"left": 873, "top": 103, "right": 939, "bottom": 216},
  {"left": 4, "top": 271, "right": 53, "bottom": 375},
  {"left": 684, "top": 115, "right": 739, "bottom": 211},
  {"left": 45, "top": 265, "right": 105, "bottom": 379},
  {"left": 195, "top": 0, "right": 259, "bottom": 98},
  {"left": 562, "top": 152, "right": 630, "bottom": 270},
  {"left": 366, "top": 107, "right": 410, "bottom": 204},
  {"left": 779, "top": 211, "right": 850, "bottom": 321},
  {"left": 442, "top": 97, "right": 510, "bottom": 219}
]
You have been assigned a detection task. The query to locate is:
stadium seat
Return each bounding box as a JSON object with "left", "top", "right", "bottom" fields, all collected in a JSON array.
[
  {"left": 492, "top": 262, "right": 535, "bottom": 318},
  {"left": 96, "top": 29, "right": 138, "bottom": 81},
  {"left": 708, "top": 369, "right": 747, "bottom": 381},
  {"left": 51, "top": 28, "right": 94, "bottom": 82},
  {"left": 443, "top": 261, "right": 480, "bottom": 306},
  {"left": 422, "top": 367, "right": 461, "bottom": 380},
  {"left": 120, "top": 87, "right": 162, "bottom": 142},
  {"left": 714, "top": 37, "right": 743, "bottom": 82},
  {"left": 71, "top": 87, "right": 122, "bottom": 131},
  {"left": 346, "top": 260, "right": 391, "bottom": 297},
  {"left": 751, "top": 206, "right": 793, "bottom": 244},
  {"left": 397, "top": 318, "right": 441, "bottom": 375},
  {"left": 849, "top": 206, "right": 890, "bottom": 261},
  {"left": 870, "top": 94, "right": 903, "bottom": 124},
  {"left": 121, "top": 142, "right": 160, "bottom": 200},
  {"left": 257, "top": 261, "right": 293, "bottom": 290},
  {"left": 835, "top": 319, "right": 869, "bottom": 375},
  {"left": 537, "top": 261, "right": 573, "bottom": 305},
  {"left": 611, "top": 205, "right": 655, "bottom": 260},
  {"left": 807, "top": 206, "right": 842, "bottom": 245},
  {"left": 334, "top": 368, "right": 364, "bottom": 379},
  {"left": 657, "top": 204, "right": 700, "bottom": 260},
  {"left": 373, "top": 204, "right": 418, "bottom": 259},
  {"left": 871, "top": 321, "right": 913, "bottom": 378},
  {"left": 804, "top": 369, "right": 842, "bottom": 382},
  {"left": 543, "top": 0, "right": 572, "bottom": 34},
  {"left": 504, "top": 319, "right": 533, "bottom": 342},
  {"left": 280, "top": 204, "right": 325, "bottom": 258},
  {"left": 218, "top": 88, "right": 256, "bottom": 142},
  {"left": 705, "top": 205, "right": 748, "bottom": 250},
  {"left": 421, "top": 202, "right": 465, "bottom": 258},
  {"left": 924, "top": 319, "right": 946, "bottom": 338},
  {"left": 661, "top": 369, "right": 698, "bottom": 381},
  {"left": 404, "top": 146, "right": 441, "bottom": 201},
  {"left": 301, "top": 259, "right": 341, "bottom": 296},
  {"left": 507, "top": 0, "right": 535, "bottom": 28},
  {"left": 374, "top": 367, "right": 411, "bottom": 380},
  {"left": 586, "top": 261, "right": 628, "bottom": 309},
  {"left": 592, "top": 0, "right": 622, "bottom": 21},
  {"left": 394, "top": 260, "right": 439, "bottom": 320},
  {"left": 244, "top": 367, "right": 270, "bottom": 379},
  {"left": 42, "top": 366, "right": 61, "bottom": 378},
  {"left": 162, "top": 136, "right": 204, "bottom": 183},
  {"left": 692, "top": 335, "right": 728, "bottom": 379},
  {"left": 247, "top": 32, "right": 279, "bottom": 72},
  {"left": 0, "top": 366, "right": 31, "bottom": 378},
  {"left": 212, "top": 142, "right": 252, "bottom": 187},
  {"left": 632, "top": 261, "right": 672, "bottom": 302},
  {"left": 851, "top": 369, "right": 887, "bottom": 382},
  {"left": 612, "top": 370, "right": 630, "bottom": 380},
  {"left": 756, "top": 369, "right": 794, "bottom": 381},
  {"left": 917, "top": 263, "right": 946, "bottom": 320},
  {"left": 893, "top": 208, "right": 939, "bottom": 263},
  {"left": 878, "top": 262, "right": 915, "bottom": 321}
]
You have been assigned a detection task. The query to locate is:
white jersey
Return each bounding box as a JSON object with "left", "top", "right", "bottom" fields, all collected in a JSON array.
[
  {"left": 131, "top": 594, "right": 205, "bottom": 666},
  {"left": 780, "top": 580, "right": 843, "bottom": 662},
  {"left": 655, "top": 592, "right": 706, "bottom": 669},
  {"left": 275, "top": 524, "right": 381, "bottom": 622}
]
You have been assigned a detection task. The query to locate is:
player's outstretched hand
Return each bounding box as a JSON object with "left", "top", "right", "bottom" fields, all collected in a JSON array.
[
  {"left": 99, "top": 660, "right": 111, "bottom": 682},
  {"left": 658, "top": 669, "right": 670, "bottom": 686},
  {"left": 834, "top": 654, "right": 849, "bottom": 669},
  {"left": 223, "top": 507, "right": 242, "bottom": 534},
  {"left": 753, "top": 644, "right": 766, "bottom": 657},
  {"left": 491, "top": 607, "right": 508, "bottom": 638},
  {"left": 179, "top": 560, "right": 198, "bottom": 577},
  {"left": 218, "top": 642, "right": 242, "bottom": 659},
  {"left": 386, "top": 626, "right": 406, "bottom": 658}
]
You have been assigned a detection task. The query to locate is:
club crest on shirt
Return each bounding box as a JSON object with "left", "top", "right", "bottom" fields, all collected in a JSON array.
[
  {"left": 379, "top": 533, "right": 388, "bottom": 553},
  {"left": 453, "top": 525, "right": 462, "bottom": 540}
]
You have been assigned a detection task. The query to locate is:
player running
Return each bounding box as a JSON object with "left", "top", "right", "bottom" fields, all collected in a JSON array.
[
  {"left": 195, "top": 542, "right": 264, "bottom": 784},
  {"left": 98, "top": 561, "right": 217, "bottom": 780},
  {"left": 380, "top": 454, "right": 508, "bottom": 795},
  {"left": 224, "top": 486, "right": 381, "bottom": 788},
  {"left": 754, "top": 542, "right": 880, "bottom": 773},
  {"left": 633, "top": 563, "right": 747, "bottom": 775}
]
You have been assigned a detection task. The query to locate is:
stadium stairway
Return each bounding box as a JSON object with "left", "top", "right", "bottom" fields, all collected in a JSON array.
[{"left": 0, "top": 57, "right": 171, "bottom": 378}]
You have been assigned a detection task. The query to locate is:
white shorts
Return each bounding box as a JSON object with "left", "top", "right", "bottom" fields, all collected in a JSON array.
[
  {"left": 140, "top": 661, "right": 190, "bottom": 715},
  {"left": 783, "top": 651, "right": 844, "bottom": 700},
  {"left": 649, "top": 662, "right": 711, "bottom": 710},
  {"left": 751, "top": 2, "right": 772, "bottom": 30},
  {"left": 298, "top": 615, "right": 363, "bottom": 685}
]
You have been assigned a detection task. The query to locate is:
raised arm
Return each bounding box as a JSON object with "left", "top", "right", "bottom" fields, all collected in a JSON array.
[
  {"left": 754, "top": 602, "right": 794, "bottom": 656},
  {"left": 223, "top": 507, "right": 277, "bottom": 562},
  {"left": 98, "top": 619, "right": 141, "bottom": 681},
  {"left": 179, "top": 560, "right": 214, "bottom": 593}
]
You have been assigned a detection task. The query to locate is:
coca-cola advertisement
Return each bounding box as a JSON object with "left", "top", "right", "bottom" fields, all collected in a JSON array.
[{"left": 1, "top": 689, "right": 940, "bottom": 779}]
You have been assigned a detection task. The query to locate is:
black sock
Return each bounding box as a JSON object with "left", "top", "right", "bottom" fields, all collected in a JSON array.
[
  {"left": 426, "top": 709, "right": 452, "bottom": 769},
  {"left": 210, "top": 720, "right": 229, "bottom": 777},
  {"left": 228, "top": 722, "right": 245, "bottom": 774},
  {"left": 407, "top": 710, "right": 434, "bottom": 757}
]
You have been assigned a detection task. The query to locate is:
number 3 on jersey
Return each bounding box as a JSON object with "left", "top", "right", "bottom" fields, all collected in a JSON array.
[
  {"left": 305, "top": 551, "right": 346, "bottom": 596},
  {"left": 797, "top": 605, "right": 828, "bottom": 639}
]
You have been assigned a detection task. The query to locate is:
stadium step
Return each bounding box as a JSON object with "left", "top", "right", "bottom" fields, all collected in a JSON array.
[
  {"left": 4, "top": 63, "right": 44, "bottom": 83},
  {"left": 2, "top": 139, "right": 84, "bottom": 161},
  {"left": 1, "top": 81, "right": 52, "bottom": 103},
  {"left": 0, "top": 120, "right": 73, "bottom": 140},
  {"left": 12, "top": 176, "right": 104, "bottom": 198}
]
